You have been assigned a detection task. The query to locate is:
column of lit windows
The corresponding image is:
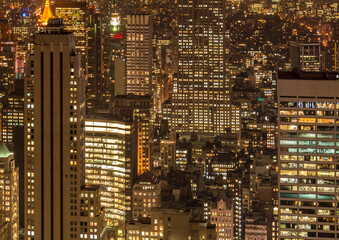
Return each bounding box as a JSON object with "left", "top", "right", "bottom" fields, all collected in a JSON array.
[
  {"left": 279, "top": 99, "right": 339, "bottom": 239},
  {"left": 26, "top": 59, "right": 35, "bottom": 238}
]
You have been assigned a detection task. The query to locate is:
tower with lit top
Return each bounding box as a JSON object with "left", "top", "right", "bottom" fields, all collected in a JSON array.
[
  {"left": 41, "top": 0, "right": 53, "bottom": 26},
  {"left": 24, "top": 19, "right": 106, "bottom": 240}
]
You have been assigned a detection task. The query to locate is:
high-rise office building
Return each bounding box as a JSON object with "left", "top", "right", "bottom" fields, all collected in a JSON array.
[
  {"left": 290, "top": 41, "right": 322, "bottom": 72},
  {"left": 24, "top": 19, "right": 105, "bottom": 240},
  {"left": 87, "top": 7, "right": 105, "bottom": 110},
  {"left": 103, "top": 13, "right": 125, "bottom": 98},
  {"left": 1, "top": 92, "right": 24, "bottom": 144},
  {"left": 0, "top": 42, "right": 17, "bottom": 93},
  {"left": 126, "top": 14, "right": 153, "bottom": 95},
  {"left": 0, "top": 143, "right": 19, "bottom": 240},
  {"left": 55, "top": 2, "right": 108, "bottom": 111},
  {"left": 85, "top": 116, "right": 131, "bottom": 228},
  {"left": 113, "top": 95, "right": 153, "bottom": 177},
  {"left": 278, "top": 72, "right": 339, "bottom": 239},
  {"left": 54, "top": 2, "right": 88, "bottom": 72},
  {"left": 172, "top": 0, "right": 230, "bottom": 134}
]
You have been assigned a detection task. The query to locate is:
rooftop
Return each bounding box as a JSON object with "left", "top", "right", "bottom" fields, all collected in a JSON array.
[
  {"left": 0, "top": 142, "right": 12, "bottom": 158},
  {"left": 278, "top": 71, "right": 339, "bottom": 80},
  {"left": 135, "top": 171, "right": 159, "bottom": 185}
]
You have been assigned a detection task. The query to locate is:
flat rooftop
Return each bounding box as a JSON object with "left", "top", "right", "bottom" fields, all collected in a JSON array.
[{"left": 278, "top": 72, "right": 339, "bottom": 80}]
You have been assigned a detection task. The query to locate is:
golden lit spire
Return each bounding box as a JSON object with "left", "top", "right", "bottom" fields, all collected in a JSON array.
[{"left": 41, "top": 0, "right": 53, "bottom": 26}]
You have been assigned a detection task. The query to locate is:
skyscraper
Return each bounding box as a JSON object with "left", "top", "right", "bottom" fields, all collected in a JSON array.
[
  {"left": 87, "top": 7, "right": 105, "bottom": 110},
  {"left": 113, "top": 95, "right": 153, "bottom": 177},
  {"left": 85, "top": 116, "right": 132, "bottom": 228},
  {"left": 172, "top": 0, "right": 230, "bottom": 134},
  {"left": 54, "top": 2, "right": 88, "bottom": 73},
  {"left": 0, "top": 143, "right": 19, "bottom": 240},
  {"left": 126, "top": 14, "right": 153, "bottom": 95},
  {"left": 1, "top": 92, "right": 24, "bottom": 144},
  {"left": 24, "top": 19, "right": 105, "bottom": 240},
  {"left": 0, "top": 42, "right": 17, "bottom": 93},
  {"left": 278, "top": 72, "right": 339, "bottom": 239}
]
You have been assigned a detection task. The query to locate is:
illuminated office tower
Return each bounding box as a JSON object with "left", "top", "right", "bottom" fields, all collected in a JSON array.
[
  {"left": 278, "top": 72, "right": 339, "bottom": 240},
  {"left": 85, "top": 116, "right": 132, "bottom": 228},
  {"left": 290, "top": 41, "right": 322, "bottom": 72},
  {"left": 102, "top": 13, "right": 125, "bottom": 98},
  {"left": 172, "top": 0, "right": 230, "bottom": 134},
  {"left": 1, "top": 92, "right": 24, "bottom": 144},
  {"left": 126, "top": 15, "right": 153, "bottom": 95},
  {"left": 0, "top": 42, "right": 17, "bottom": 93},
  {"left": 0, "top": 143, "right": 19, "bottom": 240},
  {"left": 111, "top": 15, "right": 126, "bottom": 97},
  {"left": 54, "top": 2, "right": 88, "bottom": 72},
  {"left": 24, "top": 19, "right": 105, "bottom": 240}
]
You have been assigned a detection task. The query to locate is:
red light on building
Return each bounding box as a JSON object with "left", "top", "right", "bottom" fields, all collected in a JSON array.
[{"left": 113, "top": 32, "right": 123, "bottom": 39}]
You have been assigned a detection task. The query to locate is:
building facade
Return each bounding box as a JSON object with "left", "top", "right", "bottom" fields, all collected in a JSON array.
[
  {"left": 85, "top": 116, "right": 132, "bottom": 228},
  {"left": 210, "top": 198, "right": 233, "bottom": 240},
  {"left": 113, "top": 95, "right": 153, "bottom": 177},
  {"left": 132, "top": 171, "right": 161, "bottom": 219},
  {"left": 172, "top": 0, "right": 230, "bottom": 134},
  {"left": 0, "top": 42, "right": 17, "bottom": 93},
  {"left": 54, "top": 2, "right": 88, "bottom": 74},
  {"left": 24, "top": 19, "right": 105, "bottom": 240},
  {"left": 290, "top": 42, "right": 322, "bottom": 72},
  {"left": 1, "top": 92, "right": 24, "bottom": 144},
  {"left": 126, "top": 15, "right": 153, "bottom": 96},
  {"left": 127, "top": 208, "right": 216, "bottom": 240},
  {"left": 278, "top": 72, "right": 339, "bottom": 239},
  {"left": 0, "top": 143, "right": 19, "bottom": 240}
]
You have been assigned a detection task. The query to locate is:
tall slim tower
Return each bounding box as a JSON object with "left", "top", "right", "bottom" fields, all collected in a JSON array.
[
  {"left": 278, "top": 72, "right": 339, "bottom": 239},
  {"left": 24, "top": 19, "right": 88, "bottom": 239},
  {"left": 172, "top": 0, "right": 230, "bottom": 134},
  {"left": 126, "top": 14, "right": 153, "bottom": 96},
  {"left": 87, "top": 7, "right": 105, "bottom": 110}
]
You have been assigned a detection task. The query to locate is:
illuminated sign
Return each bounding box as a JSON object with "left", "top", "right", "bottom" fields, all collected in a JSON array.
[
  {"left": 111, "top": 13, "right": 120, "bottom": 27},
  {"left": 113, "top": 32, "right": 123, "bottom": 39}
]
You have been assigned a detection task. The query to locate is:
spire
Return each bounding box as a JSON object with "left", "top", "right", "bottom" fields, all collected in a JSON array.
[{"left": 41, "top": 0, "right": 53, "bottom": 26}]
